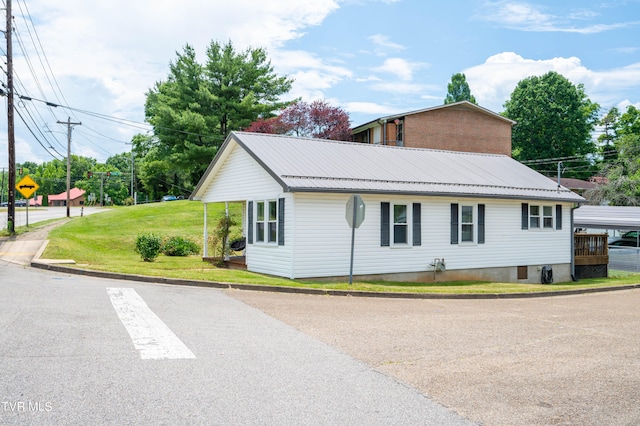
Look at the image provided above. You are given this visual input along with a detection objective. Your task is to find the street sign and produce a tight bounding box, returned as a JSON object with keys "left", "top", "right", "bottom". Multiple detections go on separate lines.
{"left": 346, "top": 194, "right": 366, "bottom": 228}
{"left": 346, "top": 194, "right": 366, "bottom": 285}
{"left": 15, "top": 175, "right": 39, "bottom": 199}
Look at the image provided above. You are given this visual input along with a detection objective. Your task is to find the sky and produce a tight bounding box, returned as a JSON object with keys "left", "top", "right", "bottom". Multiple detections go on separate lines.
{"left": 1, "top": 0, "right": 639, "bottom": 167}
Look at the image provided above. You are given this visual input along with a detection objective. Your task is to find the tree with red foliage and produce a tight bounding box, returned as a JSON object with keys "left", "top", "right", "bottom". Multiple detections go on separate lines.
{"left": 244, "top": 100, "right": 351, "bottom": 141}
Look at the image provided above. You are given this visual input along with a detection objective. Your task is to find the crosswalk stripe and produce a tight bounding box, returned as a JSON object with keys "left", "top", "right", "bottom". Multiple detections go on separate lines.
{"left": 107, "top": 287, "right": 196, "bottom": 360}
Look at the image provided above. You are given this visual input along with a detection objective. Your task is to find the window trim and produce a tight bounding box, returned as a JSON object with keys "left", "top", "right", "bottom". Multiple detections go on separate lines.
{"left": 391, "top": 202, "right": 411, "bottom": 246}
{"left": 381, "top": 201, "right": 421, "bottom": 247}
{"left": 523, "top": 203, "right": 558, "bottom": 232}
{"left": 252, "top": 198, "right": 284, "bottom": 245}
{"left": 451, "top": 203, "right": 485, "bottom": 245}
{"left": 460, "top": 205, "right": 475, "bottom": 243}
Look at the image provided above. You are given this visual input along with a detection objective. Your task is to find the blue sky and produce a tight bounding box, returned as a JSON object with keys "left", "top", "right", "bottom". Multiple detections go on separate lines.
{"left": 1, "top": 0, "right": 639, "bottom": 166}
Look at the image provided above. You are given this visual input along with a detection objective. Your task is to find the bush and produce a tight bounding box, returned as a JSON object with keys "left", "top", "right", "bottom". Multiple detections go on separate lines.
{"left": 135, "top": 233, "right": 163, "bottom": 262}
{"left": 162, "top": 236, "right": 199, "bottom": 257}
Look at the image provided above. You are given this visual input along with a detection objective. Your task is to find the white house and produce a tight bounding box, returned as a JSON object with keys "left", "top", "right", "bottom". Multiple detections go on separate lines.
{"left": 190, "top": 132, "right": 585, "bottom": 284}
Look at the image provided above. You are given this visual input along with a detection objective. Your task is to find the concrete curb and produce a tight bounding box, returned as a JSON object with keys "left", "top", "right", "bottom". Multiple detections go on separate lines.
{"left": 29, "top": 240, "right": 640, "bottom": 299}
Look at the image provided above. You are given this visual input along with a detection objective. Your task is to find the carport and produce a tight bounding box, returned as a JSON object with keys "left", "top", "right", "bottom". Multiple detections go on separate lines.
{"left": 574, "top": 205, "right": 640, "bottom": 272}
{"left": 574, "top": 205, "right": 640, "bottom": 231}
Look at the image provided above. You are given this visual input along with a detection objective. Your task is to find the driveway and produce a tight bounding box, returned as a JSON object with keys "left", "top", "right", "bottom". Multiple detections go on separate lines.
{"left": 227, "top": 288, "right": 640, "bottom": 426}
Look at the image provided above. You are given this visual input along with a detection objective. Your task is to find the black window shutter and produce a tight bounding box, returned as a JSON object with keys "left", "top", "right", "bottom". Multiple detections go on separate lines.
{"left": 521, "top": 203, "right": 529, "bottom": 230}
{"left": 247, "top": 201, "right": 254, "bottom": 244}
{"left": 556, "top": 204, "right": 562, "bottom": 230}
{"left": 478, "top": 204, "right": 485, "bottom": 244}
{"left": 412, "top": 203, "right": 421, "bottom": 246}
{"left": 381, "top": 202, "right": 390, "bottom": 247}
{"left": 278, "top": 198, "right": 285, "bottom": 245}
{"left": 450, "top": 203, "right": 459, "bottom": 244}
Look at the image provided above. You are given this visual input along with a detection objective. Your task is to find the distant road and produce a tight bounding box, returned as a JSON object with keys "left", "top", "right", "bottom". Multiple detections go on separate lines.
{"left": 0, "top": 206, "right": 107, "bottom": 230}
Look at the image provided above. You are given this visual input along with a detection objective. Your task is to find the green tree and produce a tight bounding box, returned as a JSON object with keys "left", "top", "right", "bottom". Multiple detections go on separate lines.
{"left": 617, "top": 105, "right": 640, "bottom": 137}
{"left": 586, "top": 105, "right": 640, "bottom": 205}
{"left": 444, "top": 73, "right": 477, "bottom": 105}
{"left": 503, "top": 71, "right": 600, "bottom": 177}
{"left": 145, "top": 40, "right": 293, "bottom": 187}
{"left": 586, "top": 134, "right": 640, "bottom": 205}
{"left": 597, "top": 107, "right": 620, "bottom": 162}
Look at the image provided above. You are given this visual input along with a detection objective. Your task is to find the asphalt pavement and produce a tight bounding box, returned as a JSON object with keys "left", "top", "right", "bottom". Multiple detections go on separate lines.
{"left": 0, "top": 260, "right": 471, "bottom": 425}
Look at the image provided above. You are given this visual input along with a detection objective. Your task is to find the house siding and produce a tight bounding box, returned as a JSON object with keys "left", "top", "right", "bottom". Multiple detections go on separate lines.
{"left": 200, "top": 144, "right": 283, "bottom": 203}
{"left": 289, "top": 194, "right": 572, "bottom": 280}
{"left": 245, "top": 194, "right": 294, "bottom": 277}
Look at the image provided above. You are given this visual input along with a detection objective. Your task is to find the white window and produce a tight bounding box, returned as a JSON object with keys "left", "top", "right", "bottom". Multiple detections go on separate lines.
{"left": 256, "top": 201, "right": 265, "bottom": 242}
{"left": 461, "top": 205, "right": 474, "bottom": 242}
{"left": 268, "top": 200, "right": 277, "bottom": 242}
{"left": 529, "top": 205, "right": 540, "bottom": 229}
{"left": 543, "top": 206, "right": 553, "bottom": 228}
{"left": 393, "top": 204, "right": 408, "bottom": 244}
{"left": 255, "top": 200, "right": 278, "bottom": 243}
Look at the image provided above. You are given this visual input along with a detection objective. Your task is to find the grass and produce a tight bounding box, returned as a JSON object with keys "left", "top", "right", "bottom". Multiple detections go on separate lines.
{"left": 39, "top": 200, "right": 640, "bottom": 294}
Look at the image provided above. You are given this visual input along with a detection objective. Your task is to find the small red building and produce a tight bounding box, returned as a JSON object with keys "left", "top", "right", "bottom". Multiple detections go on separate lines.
{"left": 48, "top": 188, "right": 86, "bottom": 207}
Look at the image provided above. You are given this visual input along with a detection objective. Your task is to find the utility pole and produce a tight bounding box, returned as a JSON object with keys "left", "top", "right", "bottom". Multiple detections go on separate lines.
{"left": 5, "top": 0, "right": 16, "bottom": 233}
{"left": 57, "top": 117, "right": 81, "bottom": 217}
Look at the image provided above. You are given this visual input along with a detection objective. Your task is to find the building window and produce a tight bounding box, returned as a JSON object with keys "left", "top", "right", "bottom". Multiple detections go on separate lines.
{"left": 268, "top": 200, "right": 277, "bottom": 242}
{"left": 381, "top": 202, "right": 421, "bottom": 247}
{"left": 256, "top": 201, "right": 266, "bottom": 242}
{"left": 523, "top": 203, "right": 557, "bottom": 231}
{"left": 395, "top": 120, "right": 404, "bottom": 147}
{"left": 461, "top": 205, "right": 474, "bottom": 242}
{"left": 451, "top": 203, "right": 485, "bottom": 245}
{"left": 543, "top": 206, "right": 553, "bottom": 228}
{"left": 256, "top": 200, "right": 276, "bottom": 243}
{"left": 393, "top": 204, "right": 408, "bottom": 244}
{"left": 252, "top": 199, "right": 285, "bottom": 245}
{"left": 529, "top": 205, "right": 540, "bottom": 229}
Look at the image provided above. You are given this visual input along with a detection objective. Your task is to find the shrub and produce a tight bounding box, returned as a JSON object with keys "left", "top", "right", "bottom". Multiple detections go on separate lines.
{"left": 209, "top": 214, "right": 238, "bottom": 260}
{"left": 162, "top": 236, "right": 199, "bottom": 257}
{"left": 135, "top": 233, "right": 163, "bottom": 262}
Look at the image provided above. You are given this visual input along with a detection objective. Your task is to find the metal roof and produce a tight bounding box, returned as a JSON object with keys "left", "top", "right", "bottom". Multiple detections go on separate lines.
{"left": 574, "top": 206, "right": 640, "bottom": 230}
{"left": 192, "top": 132, "right": 585, "bottom": 203}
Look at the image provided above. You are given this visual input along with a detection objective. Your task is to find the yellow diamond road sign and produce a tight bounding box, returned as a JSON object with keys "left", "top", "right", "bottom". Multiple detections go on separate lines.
{"left": 16, "top": 175, "right": 39, "bottom": 199}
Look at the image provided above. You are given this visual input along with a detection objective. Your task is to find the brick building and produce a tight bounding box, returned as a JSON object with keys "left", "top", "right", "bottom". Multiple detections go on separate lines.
{"left": 351, "top": 101, "right": 515, "bottom": 156}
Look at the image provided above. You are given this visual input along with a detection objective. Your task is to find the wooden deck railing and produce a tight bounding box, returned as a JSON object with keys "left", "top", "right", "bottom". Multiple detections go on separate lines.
{"left": 574, "top": 233, "right": 609, "bottom": 266}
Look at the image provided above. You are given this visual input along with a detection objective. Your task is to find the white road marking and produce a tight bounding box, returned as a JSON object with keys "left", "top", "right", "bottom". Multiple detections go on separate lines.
{"left": 107, "top": 287, "right": 196, "bottom": 360}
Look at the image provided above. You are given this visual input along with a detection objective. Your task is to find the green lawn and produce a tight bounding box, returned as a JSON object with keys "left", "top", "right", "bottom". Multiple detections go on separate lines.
{"left": 40, "top": 200, "right": 640, "bottom": 294}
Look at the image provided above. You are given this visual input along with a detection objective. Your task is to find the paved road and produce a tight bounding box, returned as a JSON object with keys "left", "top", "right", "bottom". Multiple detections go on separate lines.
{"left": 229, "top": 287, "right": 640, "bottom": 426}
{"left": 0, "top": 206, "right": 105, "bottom": 230}
{"left": 0, "top": 262, "right": 471, "bottom": 425}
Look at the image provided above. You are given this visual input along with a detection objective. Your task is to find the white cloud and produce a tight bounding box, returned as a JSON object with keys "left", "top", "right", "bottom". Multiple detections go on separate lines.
{"left": 343, "top": 101, "right": 402, "bottom": 117}
{"left": 4, "top": 0, "right": 342, "bottom": 165}
{"left": 372, "top": 58, "right": 428, "bottom": 81}
{"left": 464, "top": 52, "right": 640, "bottom": 113}
{"left": 368, "top": 34, "right": 406, "bottom": 55}
{"left": 476, "top": 1, "right": 640, "bottom": 34}
{"left": 272, "top": 50, "right": 353, "bottom": 101}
